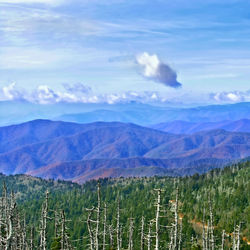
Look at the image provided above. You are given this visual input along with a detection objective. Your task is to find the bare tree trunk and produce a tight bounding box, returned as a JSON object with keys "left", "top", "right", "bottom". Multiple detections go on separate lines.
{"left": 173, "top": 188, "right": 179, "bottom": 249}
{"left": 140, "top": 216, "right": 145, "bottom": 250}
{"left": 116, "top": 199, "right": 121, "bottom": 250}
{"left": 169, "top": 226, "right": 173, "bottom": 250}
{"left": 95, "top": 182, "right": 101, "bottom": 250}
{"left": 206, "top": 220, "right": 209, "bottom": 250}
{"left": 30, "top": 227, "right": 34, "bottom": 250}
{"left": 221, "top": 230, "right": 225, "bottom": 250}
{"left": 209, "top": 198, "right": 215, "bottom": 250}
{"left": 119, "top": 225, "right": 123, "bottom": 249}
{"left": 87, "top": 208, "right": 95, "bottom": 250}
{"left": 5, "top": 189, "right": 16, "bottom": 250}
{"left": 109, "top": 225, "right": 114, "bottom": 249}
{"left": 178, "top": 218, "right": 182, "bottom": 250}
{"left": 61, "top": 210, "right": 66, "bottom": 250}
{"left": 128, "top": 218, "right": 134, "bottom": 250}
{"left": 39, "top": 190, "right": 49, "bottom": 250}
{"left": 202, "top": 208, "right": 206, "bottom": 250}
{"left": 147, "top": 221, "right": 152, "bottom": 250}
{"left": 236, "top": 224, "right": 241, "bottom": 250}
{"left": 103, "top": 203, "right": 107, "bottom": 250}
{"left": 155, "top": 189, "right": 161, "bottom": 250}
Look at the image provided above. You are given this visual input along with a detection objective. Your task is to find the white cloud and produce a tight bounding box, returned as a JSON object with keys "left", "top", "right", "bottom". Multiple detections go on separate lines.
{"left": 136, "top": 52, "right": 182, "bottom": 88}
{"left": 210, "top": 90, "right": 250, "bottom": 103}
{"left": 33, "top": 85, "right": 59, "bottom": 104}
{"left": 2, "top": 82, "right": 25, "bottom": 100}
{"left": 0, "top": 83, "right": 171, "bottom": 104}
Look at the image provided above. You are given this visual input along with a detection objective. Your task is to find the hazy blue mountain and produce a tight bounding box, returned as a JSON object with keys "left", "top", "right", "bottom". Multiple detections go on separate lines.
{"left": 151, "top": 119, "right": 250, "bottom": 134}
{"left": 1, "top": 101, "right": 250, "bottom": 126}
{"left": 0, "top": 120, "right": 249, "bottom": 182}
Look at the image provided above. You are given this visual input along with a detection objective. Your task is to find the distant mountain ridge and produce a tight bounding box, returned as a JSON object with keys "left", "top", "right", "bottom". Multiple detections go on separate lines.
{"left": 56, "top": 102, "right": 250, "bottom": 125}
{"left": 0, "top": 119, "right": 250, "bottom": 182}
{"left": 151, "top": 119, "right": 250, "bottom": 134}
{"left": 1, "top": 101, "right": 250, "bottom": 126}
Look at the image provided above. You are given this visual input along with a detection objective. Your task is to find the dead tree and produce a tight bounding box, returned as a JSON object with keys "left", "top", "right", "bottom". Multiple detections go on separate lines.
{"left": 29, "top": 227, "right": 35, "bottom": 250}
{"left": 155, "top": 189, "right": 161, "bottom": 250}
{"left": 206, "top": 220, "right": 210, "bottom": 250}
{"left": 140, "top": 216, "right": 145, "bottom": 250}
{"left": 0, "top": 183, "right": 16, "bottom": 250}
{"left": 209, "top": 197, "right": 215, "bottom": 250}
{"left": 236, "top": 224, "right": 241, "bottom": 250}
{"left": 108, "top": 225, "right": 114, "bottom": 249}
{"left": 119, "top": 225, "right": 123, "bottom": 249}
{"left": 128, "top": 218, "right": 134, "bottom": 250}
{"left": 60, "top": 210, "right": 72, "bottom": 250}
{"left": 95, "top": 182, "right": 101, "bottom": 250}
{"left": 87, "top": 207, "right": 95, "bottom": 250}
{"left": 102, "top": 203, "right": 107, "bottom": 250}
{"left": 54, "top": 210, "right": 60, "bottom": 239}
{"left": 202, "top": 208, "right": 206, "bottom": 250}
{"left": 39, "top": 190, "right": 49, "bottom": 250}
{"left": 169, "top": 226, "right": 174, "bottom": 250}
{"left": 178, "top": 216, "right": 182, "bottom": 250}
{"left": 147, "top": 220, "right": 153, "bottom": 250}
{"left": 116, "top": 198, "right": 121, "bottom": 250}
{"left": 221, "top": 230, "right": 225, "bottom": 250}
{"left": 173, "top": 188, "right": 179, "bottom": 249}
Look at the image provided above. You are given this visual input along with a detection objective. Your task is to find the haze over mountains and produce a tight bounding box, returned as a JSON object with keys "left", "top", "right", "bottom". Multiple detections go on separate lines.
{"left": 1, "top": 101, "right": 250, "bottom": 126}
{"left": 0, "top": 119, "right": 249, "bottom": 183}
{"left": 151, "top": 119, "right": 250, "bottom": 134}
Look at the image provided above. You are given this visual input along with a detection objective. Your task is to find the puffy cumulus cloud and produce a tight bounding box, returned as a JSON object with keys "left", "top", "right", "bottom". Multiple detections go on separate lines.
{"left": 2, "top": 82, "right": 25, "bottom": 101}
{"left": 32, "top": 85, "right": 59, "bottom": 104}
{"left": 0, "top": 83, "right": 169, "bottom": 104}
{"left": 0, "top": 83, "right": 90, "bottom": 104}
{"left": 136, "top": 52, "right": 182, "bottom": 88}
{"left": 210, "top": 90, "right": 250, "bottom": 103}
{"left": 31, "top": 84, "right": 94, "bottom": 104}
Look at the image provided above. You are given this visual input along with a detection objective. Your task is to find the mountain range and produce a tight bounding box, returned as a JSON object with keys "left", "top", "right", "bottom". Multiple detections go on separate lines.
{"left": 0, "top": 119, "right": 250, "bottom": 183}
{"left": 151, "top": 119, "right": 250, "bottom": 134}
{"left": 1, "top": 101, "right": 250, "bottom": 126}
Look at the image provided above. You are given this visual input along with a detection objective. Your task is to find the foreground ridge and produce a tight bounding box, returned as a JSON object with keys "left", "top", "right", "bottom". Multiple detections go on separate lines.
{"left": 0, "top": 161, "right": 249, "bottom": 249}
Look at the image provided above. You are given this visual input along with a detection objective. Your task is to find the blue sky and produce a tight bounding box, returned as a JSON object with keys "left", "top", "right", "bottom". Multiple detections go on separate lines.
{"left": 0, "top": 0, "right": 250, "bottom": 104}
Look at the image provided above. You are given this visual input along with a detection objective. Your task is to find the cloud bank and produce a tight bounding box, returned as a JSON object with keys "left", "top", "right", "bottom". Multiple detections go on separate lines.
{"left": 210, "top": 90, "right": 250, "bottom": 103}
{"left": 136, "top": 52, "right": 182, "bottom": 88}
{"left": 0, "top": 83, "right": 167, "bottom": 104}
{"left": 1, "top": 83, "right": 249, "bottom": 105}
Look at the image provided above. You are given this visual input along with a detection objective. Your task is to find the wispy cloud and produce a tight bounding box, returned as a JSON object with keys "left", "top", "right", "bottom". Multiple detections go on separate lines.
{"left": 0, "top": 0, "right": 64, "bottom": 6}
{"left": 136, "top": 52, "right": 182, "bottom": 88}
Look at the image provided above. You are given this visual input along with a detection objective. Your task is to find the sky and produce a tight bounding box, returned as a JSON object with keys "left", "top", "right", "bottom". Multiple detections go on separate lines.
{"left": 0, "top": 0, "right": 250, "bottom": 105}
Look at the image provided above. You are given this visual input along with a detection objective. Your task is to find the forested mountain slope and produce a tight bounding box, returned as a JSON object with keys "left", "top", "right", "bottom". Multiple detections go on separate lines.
{"left": 1, "top": 120, "right": 250, "bottom": 181}
{"left": 0, "top": 161, "right": 249, "bottom": 249}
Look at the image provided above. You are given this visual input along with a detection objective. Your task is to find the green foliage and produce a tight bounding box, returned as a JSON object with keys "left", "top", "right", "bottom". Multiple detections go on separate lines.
{"left": 0, "top": 161, "right": 249, "bottom": 249}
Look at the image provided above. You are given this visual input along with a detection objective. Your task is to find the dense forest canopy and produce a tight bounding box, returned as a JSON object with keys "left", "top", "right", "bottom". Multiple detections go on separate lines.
{"left": 0, "top": 161, "right": 249, "bottom": 249}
